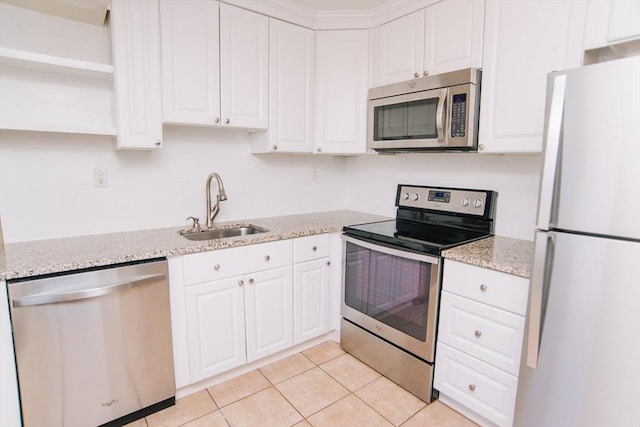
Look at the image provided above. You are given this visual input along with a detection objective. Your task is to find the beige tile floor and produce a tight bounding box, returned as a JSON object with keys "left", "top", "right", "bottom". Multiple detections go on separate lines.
{"left": 128, "top": 341, "right": 477, "bottom": 427}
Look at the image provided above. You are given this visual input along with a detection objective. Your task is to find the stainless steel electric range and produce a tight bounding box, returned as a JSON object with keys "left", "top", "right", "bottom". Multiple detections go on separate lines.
{"left": 340, "top": 184, "right": 497, "bottom": 403}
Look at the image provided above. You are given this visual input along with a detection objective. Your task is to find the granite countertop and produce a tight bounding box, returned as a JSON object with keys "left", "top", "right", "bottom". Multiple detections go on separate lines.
{"left": 0, "top": 210, "right": 389, "bottom": 281}
{"left": 442, "top": 235, "right": 534, "bottom": 278}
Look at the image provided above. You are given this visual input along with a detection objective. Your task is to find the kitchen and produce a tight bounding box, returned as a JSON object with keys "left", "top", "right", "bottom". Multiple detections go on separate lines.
{"left": 0, "top": 0, "right": 638, "bottom": 426}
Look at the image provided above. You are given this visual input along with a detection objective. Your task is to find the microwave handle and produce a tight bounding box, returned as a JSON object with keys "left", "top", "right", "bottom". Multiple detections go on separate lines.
{"left": 436, "top": 88, "right": 448, "bottom": 143}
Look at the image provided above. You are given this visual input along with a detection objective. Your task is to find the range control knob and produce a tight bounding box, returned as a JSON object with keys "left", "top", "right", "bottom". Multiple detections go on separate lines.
{"left": 474, "top": 199, "right": 483, "bottom": 208}
{"left": 461, "top": 197, "right": 470, "bottom": 207}
{"left": 412, "top": 193, "right": 419, "bottom": 201}
{"left": 403, "top": 192, "right": 410, "bottom": 200}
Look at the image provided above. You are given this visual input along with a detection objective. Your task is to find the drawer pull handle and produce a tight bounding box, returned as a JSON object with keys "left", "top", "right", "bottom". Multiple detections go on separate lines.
{"left": 468, "top": 384, "right": 476, "bottom": 392}
{"left": 264, "top": 255, "right": 270, "bottom": 261}
{"left": 248, "top": 278, "right": 254, "bottom": 285}
{"left": 214, "top": 264, "right": 220, "bottom": 271}
{"left": 474, "top": 330, "right": 482, "bottom": 338}
{"left": 238, "top": 280, "right": 244, "bottom": 287}
{"left": 480, "top": 284, "right": 488, "bottom": 291}
{"left": 312, "top": 246, "right": 317, "bottom": 251}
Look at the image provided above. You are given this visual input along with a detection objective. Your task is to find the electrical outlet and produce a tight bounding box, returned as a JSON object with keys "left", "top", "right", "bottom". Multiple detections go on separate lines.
{"left": 94, "top": 168, "right": 108, "bottom": 188}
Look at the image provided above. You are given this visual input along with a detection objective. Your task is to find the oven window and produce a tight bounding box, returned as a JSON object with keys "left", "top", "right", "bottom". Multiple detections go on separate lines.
{"left": 344, "top": 242, "right": 432, "bottom": 341}
{"left": 373, "top": 98, "right": 438, "bottom": 141}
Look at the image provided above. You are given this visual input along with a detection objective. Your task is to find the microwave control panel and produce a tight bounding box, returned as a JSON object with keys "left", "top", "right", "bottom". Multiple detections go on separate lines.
{"left": 450, "top": 93, "right": 467, "bottom": 138}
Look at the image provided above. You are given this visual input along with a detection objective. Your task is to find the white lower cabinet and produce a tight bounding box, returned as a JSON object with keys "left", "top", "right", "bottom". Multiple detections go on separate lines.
{"left": 435, "top": 260, "right": 529, "bottom": 427}
{"left": 182, "top": 240, "right": 293, "bottom": 383}
{"left": 244, "top": 266, "right": 293, "bottom": 362}
{"left": 293, "top": 234, "right": 331, "bottom": 343}
{"left": 185, "top": 276, "right": 246, "bottom": 382}
{"left": 175, "top": 235, "right": 335, "bottom": 387}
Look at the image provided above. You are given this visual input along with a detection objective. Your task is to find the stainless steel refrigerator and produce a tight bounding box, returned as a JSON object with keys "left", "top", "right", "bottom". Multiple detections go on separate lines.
{"left": 514, "top": 56, "right": 640, "bottom": 426}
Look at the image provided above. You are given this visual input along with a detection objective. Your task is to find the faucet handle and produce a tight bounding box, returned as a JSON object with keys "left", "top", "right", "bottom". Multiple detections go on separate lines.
{"left": 186, "top": 216, "right": 201, "bottom": 231}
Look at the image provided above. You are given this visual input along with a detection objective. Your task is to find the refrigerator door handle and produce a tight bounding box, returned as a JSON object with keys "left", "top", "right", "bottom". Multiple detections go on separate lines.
{"left": 536, "top": 73, "right": 567, "bottom": 231}
{"left": 526, "top": 230, "right": 555, "bottom": 369}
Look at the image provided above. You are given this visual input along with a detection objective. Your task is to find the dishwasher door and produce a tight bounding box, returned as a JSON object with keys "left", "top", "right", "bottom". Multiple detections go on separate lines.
{"left": 8, "top": 259, "right": 175, "bottom": 427}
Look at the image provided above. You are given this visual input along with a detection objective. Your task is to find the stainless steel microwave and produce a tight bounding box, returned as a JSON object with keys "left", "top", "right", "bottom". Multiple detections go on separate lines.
{"left": 368, "top": 68, "right": 481, "bottom": 152}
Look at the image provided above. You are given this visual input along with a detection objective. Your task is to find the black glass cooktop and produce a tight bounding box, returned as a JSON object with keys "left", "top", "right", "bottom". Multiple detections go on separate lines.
{"left": 343, "top": 219, "right": 490, "bottom": 256}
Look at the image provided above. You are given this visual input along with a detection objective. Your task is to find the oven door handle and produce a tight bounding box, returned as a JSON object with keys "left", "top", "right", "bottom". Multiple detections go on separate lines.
{"left": 342, "top": 235, "right": 440, "bottom": 265}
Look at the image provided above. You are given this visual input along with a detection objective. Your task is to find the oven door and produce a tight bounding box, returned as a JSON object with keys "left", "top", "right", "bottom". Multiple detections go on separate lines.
{"left": 341, "top": 235, "right": 441, "bottom": 362}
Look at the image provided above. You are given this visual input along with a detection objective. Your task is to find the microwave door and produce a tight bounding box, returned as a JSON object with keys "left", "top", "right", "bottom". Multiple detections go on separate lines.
{"left": 368, "top": 88, "right": 448, "bottom": 150}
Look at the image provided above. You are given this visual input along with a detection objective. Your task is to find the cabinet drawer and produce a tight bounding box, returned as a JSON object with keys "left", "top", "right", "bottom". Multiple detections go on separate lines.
{"left": 434, "top": 343, "right": 517, "bottom": 427}
{"left": 293, "top": 234, "right": 330, "bottom": 263}
{"left": 183, "top": 240, "right": 293, "bottom": 285}
{"left": 443, "top": 260, "right": 529, "bottom": 315}
{"left": 439, "top": 292, "right": 525, "bottom": 375}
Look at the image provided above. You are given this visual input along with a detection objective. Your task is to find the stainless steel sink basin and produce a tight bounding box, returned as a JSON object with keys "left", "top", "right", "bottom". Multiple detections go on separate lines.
{"left": 179, "top": 225, "right": 267, "bottom": 241}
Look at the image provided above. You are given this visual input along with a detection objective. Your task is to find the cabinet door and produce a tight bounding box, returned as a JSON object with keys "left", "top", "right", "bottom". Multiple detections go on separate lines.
{"left": 423, "top": 0, "right": 484, "bottom": 76}
{"left": 111, "top": 0, "right": 163, "bottom": 149}
{"left": 478, "top": 0, "right": 586, "bottom": 153}
{"left": 185, "top": 277, "right": 246, "bottom": 382}
{"left": 293, "top": 258, "right": 330, "bottom": 344}
{"left": 315, "top": 30, "right": 369, "bottom": 155}
{"left": 219, "top": 4, "right": 268, "bottom": 129}
{"left": 244, "top": 267, "right": 293, "bottom": 362}
{"left": 372, "top": 9, "right": 425, "bottom": 86}
{"left": 251, "top": 19, "right": 314, "bottom": 153}
{"left": 160, "top": 0, "right": 220, "bottom": 126}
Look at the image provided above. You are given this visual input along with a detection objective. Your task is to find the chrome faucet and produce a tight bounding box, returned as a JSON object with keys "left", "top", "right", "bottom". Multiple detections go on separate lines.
{"left": 205, "top": 172, "right": 227, "bottom": 228}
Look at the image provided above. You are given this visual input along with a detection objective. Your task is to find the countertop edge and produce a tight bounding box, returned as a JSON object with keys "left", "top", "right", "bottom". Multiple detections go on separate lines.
{"left": 442, "top": 235, "right": 534, "bottom": 279}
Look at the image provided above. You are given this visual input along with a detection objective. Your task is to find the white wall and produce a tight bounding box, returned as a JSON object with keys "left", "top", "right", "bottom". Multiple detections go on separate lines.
{"left": 344, "top": 153, "right": 542, "bottom": 240}
{"left": 0, "top": 128, "right": 541, "bottom": 242}
{"left": 0, "top": 127, "right": 347, "bottom": 242}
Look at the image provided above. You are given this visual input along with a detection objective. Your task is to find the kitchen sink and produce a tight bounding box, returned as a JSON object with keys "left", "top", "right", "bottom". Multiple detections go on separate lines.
{"left": 179, "top": 225, "right": 267, "bottom": 241}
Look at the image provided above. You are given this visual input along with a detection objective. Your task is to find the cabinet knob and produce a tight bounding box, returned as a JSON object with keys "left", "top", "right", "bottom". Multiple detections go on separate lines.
{"left": 312, "top": 246, "right": 317, "bottom": 251}
{"left": 154, "top": 140, "right": 161, "bottom": 146}
{"left": 272, "top": 145, "right": 278, "bottom": 151}
{"left": 238, "top": 280, "right": 244, "bottom": 287}
{"left": 317, "top": 147, "right": 322, "bottom": 152}
{"left": 480, "top": 284, "right": 488, "bottom": 292}
{"left": 474, "top": 330, "right": 482, "bottom": 338}
{"left": 326, "top": 261, "right": 331, "bottom": 266}
{"left": 478, "top": 144, "right": 485, "bottom": 151}
{"left": 248, "top": 278, "right": 254, "bottom": 285}
{"left": 225, "top": 118, "right": 230, "bottom": 124}
{"left": 413, "top": 72, "right": 419, "bottom": 78}
{"left": 468, "top": 384, "right": 476, "bottom": 392}
{"left": 423, "top": 70, "right": 429, "bottom": 77}
{"left": 214, "top": 117, "right": 220, "bottom": 124}
{"left": 214, "top": 264, "right": 220, "bottom": 271}
{"left": 264, "top": 255, "right": 270, "bottom": 261}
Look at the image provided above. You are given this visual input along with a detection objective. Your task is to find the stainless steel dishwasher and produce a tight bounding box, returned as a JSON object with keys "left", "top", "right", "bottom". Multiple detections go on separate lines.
{"left": 7, "top": 259, "right": 175, "bottom": 427}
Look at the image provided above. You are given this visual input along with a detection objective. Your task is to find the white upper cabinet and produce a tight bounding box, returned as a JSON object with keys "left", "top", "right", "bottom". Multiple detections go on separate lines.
{"left": 220, "top": 3, "right": 269, "bottom": 130}
{"left": 111, "top": 0, "right": 163, "bottom": 150}
{"left": 251, "top": 19, "right": 314, "bottom": 153}
{"left": 371, "top": 0, "right": 484, "bottom": 87}
{"left": 584, "top": 0, "right": 640, "bottom": 50}
{"left": 423, "top": 0, "right": 484, "bottom": 76}
{"left": 372, "top": 9, "right": 425, "bottom": 86}
{"left": 315, "top": 30, "right": 369, "bottom": 155}
{"left": 478, "top": 0, "right": 586, "bottom": 154}
{"left": 160, "top": 0, "right": 220, "bottom": 126}
{"left": 160, "top": 1, "right": 268, "bottom": 130}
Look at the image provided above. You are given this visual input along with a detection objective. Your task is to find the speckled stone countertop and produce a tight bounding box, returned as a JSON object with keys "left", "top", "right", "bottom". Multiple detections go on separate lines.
{"left": 0, "top": 210, "right": 389, "bottom": 281}
{"left": 442, "top": 235, "right": 534, "bottom": 278}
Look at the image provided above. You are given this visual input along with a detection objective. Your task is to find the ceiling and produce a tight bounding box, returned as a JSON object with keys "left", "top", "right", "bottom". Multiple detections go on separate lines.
{"left": 291, "top": 0, "right": 389, "bottom": 12}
